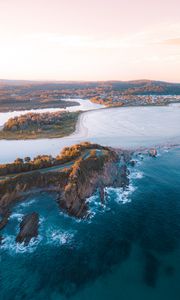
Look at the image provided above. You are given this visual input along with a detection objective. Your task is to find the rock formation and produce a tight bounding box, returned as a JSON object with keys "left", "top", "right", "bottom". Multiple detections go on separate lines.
{"left": 0, "top": 143, "right": 131, "bottom": 231}
{"left": 149, "top": 149, "right": 157, "bottom": 157}
{"left": 58, "top": 148, "right": 130, "bottom": 218}
{"left": 16, "top": 212, "right": 39, "bottom": 245}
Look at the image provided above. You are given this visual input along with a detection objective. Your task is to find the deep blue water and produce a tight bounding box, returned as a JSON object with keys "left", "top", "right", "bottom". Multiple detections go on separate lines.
{"left": 0, "top": 147, "right": 180, "bottom": 300}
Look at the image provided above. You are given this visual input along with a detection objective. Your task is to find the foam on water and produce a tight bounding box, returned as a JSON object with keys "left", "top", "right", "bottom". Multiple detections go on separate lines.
{"left": 1, "top": 234, "right": 42, "bottom": 255}
{"left": 130, "top": 171, "right": 144, "bottom": 179}
{"left": 87, "top": 193, "right": 107, "bottom": 220}
{"left": 9, "top": 212, "right": 23, "bottom": 221}
{"left": 46, "top": 229, "right": 75, "bottom": 246}
{"left": 1, "top": 148, "right": 180, "bottom": 300}
{"left": 19, "top": 199, "right": 36, "bottom": 208}
{"left": 106, "top": 185, "right": 136, "bottom": 205}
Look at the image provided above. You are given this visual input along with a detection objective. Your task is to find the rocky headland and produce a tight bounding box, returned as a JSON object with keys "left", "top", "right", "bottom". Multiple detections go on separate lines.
{"left": 59, "top": 148, "right": 130, "bottom": 218}
{"left": 0, "top": 142, "right": 132, "bottom": 244}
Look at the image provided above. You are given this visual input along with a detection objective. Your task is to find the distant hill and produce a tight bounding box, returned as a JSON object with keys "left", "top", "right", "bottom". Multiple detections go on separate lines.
{"left": 0, "top": 79, "right": 180, "bottom": 94}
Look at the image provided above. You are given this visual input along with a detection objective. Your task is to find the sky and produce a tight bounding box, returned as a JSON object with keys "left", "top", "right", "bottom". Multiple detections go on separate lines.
{"left": 0, "top": 0, "right": 180, "bottom": 82}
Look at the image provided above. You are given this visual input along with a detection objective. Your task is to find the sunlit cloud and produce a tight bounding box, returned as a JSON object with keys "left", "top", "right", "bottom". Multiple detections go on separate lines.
{"left": 0, "top": 0, "right": 180, "bottom": 82}
{"left": 161, "top": 38, "right": 180, "bottom": 45}
{"left": 24, "top": 22, "right": 180, "bottom": 50}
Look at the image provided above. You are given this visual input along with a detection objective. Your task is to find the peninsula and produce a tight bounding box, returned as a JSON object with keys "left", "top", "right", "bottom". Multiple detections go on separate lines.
{"left": 0, "top": 111, "right": 80, "bottom": 139}
{"left": 0, "top": 142, "right": 131, "bottom": 243}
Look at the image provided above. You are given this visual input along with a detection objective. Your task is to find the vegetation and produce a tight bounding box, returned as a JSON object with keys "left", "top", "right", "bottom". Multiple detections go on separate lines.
{"left": 0, "top": 142, "right": 110, "bottom": 177}
{"left": 0, "top": 80, "right": 180, "bottom": 112}
{"left": 0, "top": 111, "right": 80, "bottom": 139}
{"left": 0, "top": 169, "right": 70, "bottom": 208}
{"left": 0, "top": 142, "right": 118, "bottom": 221}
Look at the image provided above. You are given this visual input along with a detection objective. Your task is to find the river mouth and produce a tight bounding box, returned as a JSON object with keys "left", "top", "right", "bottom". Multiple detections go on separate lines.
{"left": 0, "top": 102, "right": 179, "bottom": 163}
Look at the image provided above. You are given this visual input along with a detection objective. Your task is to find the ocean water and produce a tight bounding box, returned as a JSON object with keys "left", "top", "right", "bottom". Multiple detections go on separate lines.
{"left": 1, "top": 147, "right": 180, "bottom": 299}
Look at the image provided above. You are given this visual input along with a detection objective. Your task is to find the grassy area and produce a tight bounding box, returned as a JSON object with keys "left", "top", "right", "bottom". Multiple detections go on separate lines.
{"left": 0, "top": 112, "right": 80, "bottom": 140}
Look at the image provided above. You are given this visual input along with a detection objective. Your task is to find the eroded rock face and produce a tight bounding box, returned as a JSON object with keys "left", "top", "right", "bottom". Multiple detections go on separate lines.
{"left": 59, "top": 149, "right": 130, "bottom": 218}
{"left": 0, "top": 144, "right": 131, "bottom": 224}
{"left": 0, "top": 210, "right": 10, "bottom": 231}
{"left": 0, "top": 171, "right": 69, "bottom": 218}
{"left": 16, "top": 212, "right": 39, "bottom": 245}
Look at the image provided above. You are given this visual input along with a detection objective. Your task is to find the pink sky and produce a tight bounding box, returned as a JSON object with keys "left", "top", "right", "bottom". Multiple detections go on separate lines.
{"left": 0, "top": 0, "right": 180, "bottom": 82}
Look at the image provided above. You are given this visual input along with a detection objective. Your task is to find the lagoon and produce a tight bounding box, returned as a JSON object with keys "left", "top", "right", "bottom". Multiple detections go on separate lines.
{"left": 0, "top": 102, "right": 179, "bottom": 163}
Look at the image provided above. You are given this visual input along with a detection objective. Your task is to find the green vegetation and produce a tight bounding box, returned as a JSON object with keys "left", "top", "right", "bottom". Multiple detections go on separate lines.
{"left": 0, "top": 111, "right": 80, "bottom": 140}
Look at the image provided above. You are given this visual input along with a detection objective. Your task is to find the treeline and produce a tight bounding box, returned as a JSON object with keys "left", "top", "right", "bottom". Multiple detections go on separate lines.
{"left": 0, "top": 142, "right": 109, "bottom": 176}
{"left": 3, "top": 111, "right": 78, "bottom": 132}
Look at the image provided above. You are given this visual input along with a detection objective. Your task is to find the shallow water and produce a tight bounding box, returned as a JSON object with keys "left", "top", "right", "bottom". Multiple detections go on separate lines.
{"left": 0, "top": 103, "right": 179, "bottom": 163}
{"left": 1, "top": 147, "right": 180, "bottom": 299}
{"left": 0, "top": 98, "right": 103, "bottom": 126}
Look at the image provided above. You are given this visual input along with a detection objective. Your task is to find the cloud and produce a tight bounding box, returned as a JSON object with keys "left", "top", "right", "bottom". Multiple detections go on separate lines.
{"left": 161, "top": 38, "right": 180, "bottom": 45}
{"left": 24, "top": 22, "right": 180, "bottom": 50}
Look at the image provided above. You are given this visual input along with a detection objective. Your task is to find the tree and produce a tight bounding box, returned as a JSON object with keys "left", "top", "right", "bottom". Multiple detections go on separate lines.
{"left": 24, "top": 157, "right": 31, "bottom": 163}
{"left": 14, "top": 158, "right": 24, "bottom": 164}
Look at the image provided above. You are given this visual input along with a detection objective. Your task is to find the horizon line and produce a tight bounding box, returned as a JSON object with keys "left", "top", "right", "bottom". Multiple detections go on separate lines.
{"left": 0, "top": 78, "right": 180, "bottom": 84}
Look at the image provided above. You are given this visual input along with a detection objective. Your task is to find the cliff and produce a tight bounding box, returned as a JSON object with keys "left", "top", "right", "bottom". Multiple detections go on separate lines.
{"left": 59, "top": 148, "right": 129, "bottom": 218}
{"left": 0, "top": 143, "right": 131, "bottom": 238}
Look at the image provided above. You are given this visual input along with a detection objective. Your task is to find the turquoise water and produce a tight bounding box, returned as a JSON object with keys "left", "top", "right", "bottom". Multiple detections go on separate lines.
{"left": 1, "top": 147, "right": 180, "bottom": 299}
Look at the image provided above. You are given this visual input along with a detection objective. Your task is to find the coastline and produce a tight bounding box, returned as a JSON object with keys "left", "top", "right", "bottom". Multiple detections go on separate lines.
{"left": 0, "top": 101, "right": 179, "bottom": 163}
{"left": 0, "top": 101, "right": 179, "bottom": 141}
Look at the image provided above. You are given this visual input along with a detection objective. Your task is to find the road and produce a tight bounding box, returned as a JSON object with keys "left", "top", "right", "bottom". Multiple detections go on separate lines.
{"left": 0, "top": 149, "right": 103, "bottom": 182}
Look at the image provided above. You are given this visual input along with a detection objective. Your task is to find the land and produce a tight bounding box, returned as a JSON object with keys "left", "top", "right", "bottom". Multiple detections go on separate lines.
{"left": 0, "top": 81, "right": 80, "bottom": 112}
{"left": 1, "top": 79, "right": 180, "bottom": 141}
{"left": 0, "top": 142, "right": 132, "bottom": 244}
{"left": 90, "top": 94, "right": 180, "bottom": 107}
{"left": 0, "top": 111, "right": 80, "bottom": 139}
{"left": 0, "top": 79, "right": 180, "bottom": 112}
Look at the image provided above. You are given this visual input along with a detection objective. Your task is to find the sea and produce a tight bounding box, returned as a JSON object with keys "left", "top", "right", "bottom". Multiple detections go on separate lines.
{"left": 0, "top": 147, "right": 180, "bottom": 299}
{"left": 0, "top": 100, "right": 180, "bottom": 299}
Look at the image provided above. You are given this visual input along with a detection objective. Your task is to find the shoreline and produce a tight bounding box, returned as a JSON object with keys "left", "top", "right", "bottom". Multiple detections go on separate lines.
{"left": 0, "top": 101, "right": 179, "bottom": 141}
{"left": 0, "top": 101, "right": 179, "bottom": 163}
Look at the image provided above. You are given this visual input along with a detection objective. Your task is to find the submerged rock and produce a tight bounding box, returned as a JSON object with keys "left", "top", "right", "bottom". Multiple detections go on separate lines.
{"left": 0, "top": 235, "right": 4, "bottom": 246}
{"left": 143, "top": 252, "right": 160, "bottom": 287}
{"left": 99, "top": 185, "right": 105, "bottom": 204}
{"left": 149, "top": 149, "right": 157, "bottom": 157}
{"left": 16, "top": 212, "right": 39, "bottom": 246}
{"left": 0, "top": 210, "right": 10, "bottom": 231}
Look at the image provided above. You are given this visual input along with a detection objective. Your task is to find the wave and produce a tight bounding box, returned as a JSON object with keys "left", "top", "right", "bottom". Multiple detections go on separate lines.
{"left": 106, "top": 185, "right": 136, "bottom": 205}
{"left": 46, "top": 228, "right": 75, "bottom": 246}
{"left": 130, "top": 171, "right": 144, "bottom": 179}
{"left": 1, "top": 234, "right": 42, "bottom": 255}
{"left": 1, "top": 226, "right": 75, "bottom": 254}
{"left": 9, "top": 212, "right": 23, "bottom": 221}
{"left": 19, "top": 199, "right": 36, "bottom": 208}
